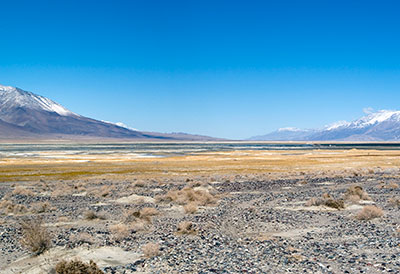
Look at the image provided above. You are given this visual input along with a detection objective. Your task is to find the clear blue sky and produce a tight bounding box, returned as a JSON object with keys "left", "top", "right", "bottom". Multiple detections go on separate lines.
{"left": 1, "top": 0, "right": 400, "bottom": 139}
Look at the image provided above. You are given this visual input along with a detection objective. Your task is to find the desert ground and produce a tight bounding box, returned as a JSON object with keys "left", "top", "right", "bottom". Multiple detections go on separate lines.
{"left": 0, "top": 149, "right": 399, "bottom": 273}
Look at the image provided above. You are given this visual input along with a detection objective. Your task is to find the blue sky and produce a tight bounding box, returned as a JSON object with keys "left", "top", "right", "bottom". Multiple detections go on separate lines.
{"left": 1, "top": 0, "right": 400, "bottom": 139}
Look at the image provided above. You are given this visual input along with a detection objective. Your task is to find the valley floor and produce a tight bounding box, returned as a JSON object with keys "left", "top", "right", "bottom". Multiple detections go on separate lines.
{"left": 0, "top": 150, "right": 399, "bottom": 273}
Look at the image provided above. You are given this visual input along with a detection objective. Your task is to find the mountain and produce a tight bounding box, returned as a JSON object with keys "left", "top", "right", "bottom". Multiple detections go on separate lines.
{"left": 0, "top": 84, "right": 218, "bottom": 141}
{"left": 248, "top": 127, "right": 317, "bottom": 141}
{"left": 249, "top": 110, "right": 400, "bottom": 141}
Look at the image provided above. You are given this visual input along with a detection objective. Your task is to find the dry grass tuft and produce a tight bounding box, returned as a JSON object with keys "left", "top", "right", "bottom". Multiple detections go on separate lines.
{"left": 20, "top": 218, "right": 51, "bottom": 255}
{"left": 183, "top": 202, "right": 198, "bottom": 214}
{"left": 142, "top": 242, "right": 160, "bottom": 258}
{"left": 387, "top": 182, "right": 399, "bottom": 189}
{"left": 344, "top": 185, "right": 371, "bottom": 201}
{"left": 124, "top": 207, "right": 158, "bottom": 224}
{"left": 0, "top": 199, "right": 28, "bottom": 215}
{"left": 110, "top": 223, "right": 130, "bottom": 241}
{"left": 388, "top": 197, "right": 400, "bottom": 207}
{"left": 306, "top": 195, "right": 344, "bottom": 210}
{"left": 55, "top": 259, "right": 104, "bottom": 274}
{"left": 356, "top": 205, "right": 384, "bottom": 220}
{"left": 84, "top": 210, "right": 105, "bottom": 221}
{"left": 98, "top": 185, "right": 112, "bottom": 197}
{"left": 69, "top": 232, "right": 95, "bottom": 247}
{"left": 134, "top": 181, "right": 146, "bottom": 187}
{"left": 31, "top": 201, "right": 53, "bottom": 214}
{"left": 177, "top": 221, "right": 197, "bottom": 235}
{"left": 139, "top": 207, "right": 159, "bottom": 218}
{"left": 58, "top": 216, "right": 70, "bottom": 222}
{"left": 156, "top": 186, "right": 217, "bottom": 206}
{"left": 12, "top": 186, "right": 34, "bottom": 196}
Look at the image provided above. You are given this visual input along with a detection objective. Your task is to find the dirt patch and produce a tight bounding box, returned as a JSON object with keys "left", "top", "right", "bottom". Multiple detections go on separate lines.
{"left": 2, "top": 246, "right": 141, "bottom": 274}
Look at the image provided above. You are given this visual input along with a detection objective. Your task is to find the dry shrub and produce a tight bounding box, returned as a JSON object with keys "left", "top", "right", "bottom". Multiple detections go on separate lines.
{"left": 84, "top": 210, "right": 105, "bottom": 220}
{"left": 344, "top": 186, "right": 371, "bottom": 201}
{"left": 31, "top": 201, "right": 53, "bottom": 214}
{"left": 0, "top": 200, "right": 28, "bottom": 215}
{"left": 69, "top": 232, "right": 95, "bottom": 247}
{"left": 184, "top": 202, "right": 198, "bottom": 214}
{"left": 124, "top": 207, "right": 158, "bottom": 224}
{"left": 130, "top": 220, "right": 147, "bottom": 232}
{"left": 140, "top": 207, "right": 159, "bottom": 218}
{"left": 388, "top": 197, "right": 400, "bottom": 207}
{"left": 356, "top": 205, "right": 384, "bottom": 221}
{"left": 58, "top": 216, "right": 70, "bottom": 222}
{"left": 12, "top": 186, "right": 34, "bottom": 196}
{"left": 51, "top": 183, "right": 75, "bottom": 197}
{"left": 177, "top": 221, "right": 196, "bottom": 235}
{"left": 123, "top": 209, "right": 141, "bottom": 223}
{"left": 387, "top": 182, "right": 399, "bottom": 189}
{"left": 98, "top": 185, "right": 112, "bottom": 197}
{"left": 134, "top": 181, "right": 146, "bottom": 187}
{"left": 110, "top": 223, "right": 130, "bottom": 240}
{"left": 142, "top": 242, "right": 160, "bottom": 258}
{"left": 305, "top": 195, "right": 344, "bottom": 210}
{"left": 55, "top": 259, "right": 104, "bottom": 274}
{"left": 187, "top": 181, "right": 203, "bottom": 188}
{"left": 156, "top": 187, "right": 217, "bottom": 206}
{"left": 324, "top": 199, "right": 345, "bottom": 209}
{"left": 322, "top": 193, "right": 331, "bottom": 199}
{"left": 346, "top": 194, "right": 362, "bottom": 204}
{"left": 20, "top": 218, "right": 51, "bottom": 255}
{"left": 122, "top": 210, "right": 150, "bottom": 232}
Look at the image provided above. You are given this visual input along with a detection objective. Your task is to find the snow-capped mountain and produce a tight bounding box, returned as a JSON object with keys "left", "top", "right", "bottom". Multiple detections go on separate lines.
{"left": 0, "top": 85, "right": 75, "bottom": 117}
{"left": 249, "top": 110, "right": 400, "bottom": 141}
{"left": 0, "top": 84, "right": 218, "bottom": 140}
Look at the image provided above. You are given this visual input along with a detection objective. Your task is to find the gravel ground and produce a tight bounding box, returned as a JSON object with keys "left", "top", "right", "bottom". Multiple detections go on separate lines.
{"left": 0, "top": 170, "right": 399, "bottom": 273}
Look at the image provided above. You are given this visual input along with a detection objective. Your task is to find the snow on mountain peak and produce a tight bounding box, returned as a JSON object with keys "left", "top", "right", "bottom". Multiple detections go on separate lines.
{"left": 325, "top": 120, "right": 350, "bottom": 130}
{"left": 360, "top": 110, "right": 400, "bottom": 125}
{"left": 0, "top": 84, "right": 76, "bottom": 116}
{"left": 0, "top": 84, "right": 16, "bottom": 92}
{"left": 324, "top": 110, "right": 400, "bottom": 131}
{"left": 278, "top": 127, "right": 301, "bottom": 132}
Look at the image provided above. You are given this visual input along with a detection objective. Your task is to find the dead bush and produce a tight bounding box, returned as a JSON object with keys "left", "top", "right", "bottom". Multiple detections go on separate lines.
{"left": 305, "top": 195, "right": 344, "bottom": 210}
{"left": 139, "top": 207, "right": 159, "bottom": 218}
{"left": 124, "top": 207, "right": 158, "bottom": 224}
{"left": 387, "top": 182, "right": 399, "bottom": 189}
{"left": 134, "top": 181, "right": 146, "bottom": 187}
{"left": 31, "top": 201, "right": 53, "bottom": 214}
{"left": 356, "top": 205, "right": 384, "bottom": 221}
{"left": 69, "top": 232, "right": 95, "bottom": 247}
{"left": 20, "top": 218, "right": 51, "bottom": 255}
{"left": 98, "top": 185, "right": 112, "bottom": 197}
{"left": 183, "top": 202, "right": 198, "bottom": 214}
{"left": 156, "top": 187, "right": 217, "bottom": 206}
{"left": 110, "top": 223, "right": 130, "bottom": 241}
{"left": 142, "top": 242, "right": 160, "bottom": 258}
{"left": 12, "top": 186, "right": 34, "bottom": 196}
{"left": 84, "top": 210, "right": 105, "bottom": 221}
{"left": 177, "top": 221, "right": 196, "bottom": 235}
{"left": 55, "top": 259, "right": 104, "bottom": 274}
{"left": 324, "top": 199, "right": 345, "bottom": 209}
{"left": 344, "top": 186, "right": 371, "bottom": 201}
{"left": 388, "top": 197, "right": 400, "bottom": 207}
{"left": 0, "top": 200, "right": 28, "bottom": 215}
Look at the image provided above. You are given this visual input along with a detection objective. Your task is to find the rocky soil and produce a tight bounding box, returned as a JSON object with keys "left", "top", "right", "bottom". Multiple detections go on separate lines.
{"left": 0, "top": 169, "right": 399, "bottom": 273}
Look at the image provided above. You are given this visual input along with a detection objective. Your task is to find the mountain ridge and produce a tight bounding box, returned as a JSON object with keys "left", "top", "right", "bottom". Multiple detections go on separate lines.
{"left": 249, "top": 110, "right": 400, "bottom": 141}
{"left": 0, "top": 84, "right": 219, "bottom": 141}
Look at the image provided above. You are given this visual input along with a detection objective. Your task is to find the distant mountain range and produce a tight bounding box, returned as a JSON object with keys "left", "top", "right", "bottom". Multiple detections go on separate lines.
{"left": 0, "top": 84, "right": 218, "bottom": 141}
{"left": 249, "top": 110, "right": 400, "bottom": 141}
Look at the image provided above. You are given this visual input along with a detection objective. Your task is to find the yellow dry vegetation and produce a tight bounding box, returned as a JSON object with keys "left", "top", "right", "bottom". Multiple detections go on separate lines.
{"left": 1, "top": 149, "right": 400, "bottom": 182}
